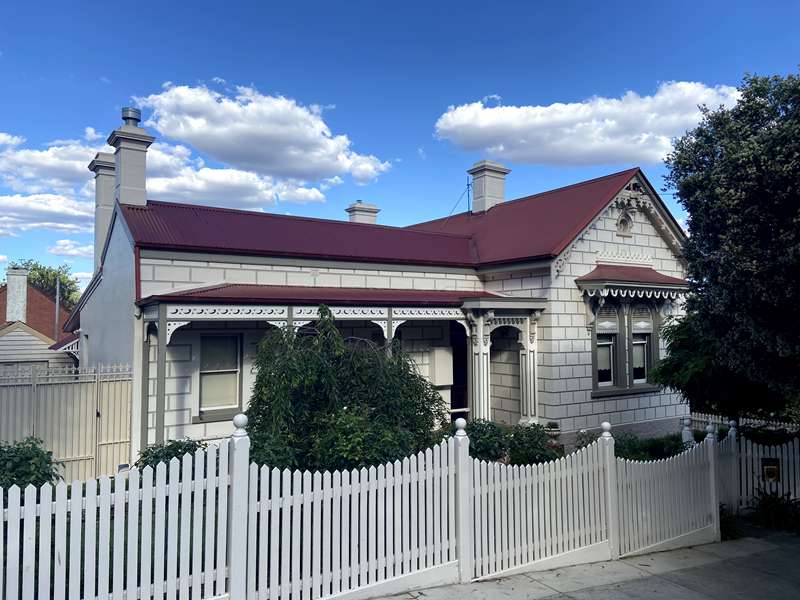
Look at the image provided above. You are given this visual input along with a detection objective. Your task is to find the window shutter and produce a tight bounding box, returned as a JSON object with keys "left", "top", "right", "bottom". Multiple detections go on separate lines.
{"left": 631, "top": 306, "right": 653, "bottom": 333}
{"left": 596, "top": 306, "right": 619, "bottom": 334}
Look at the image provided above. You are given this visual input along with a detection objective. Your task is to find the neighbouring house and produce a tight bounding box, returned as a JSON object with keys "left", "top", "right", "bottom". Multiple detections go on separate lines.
{"left": 0, "top": 268, "right": 76, "bottom": 374}
{"left": 68, "top": 107, "right": 689, "bottom": 457}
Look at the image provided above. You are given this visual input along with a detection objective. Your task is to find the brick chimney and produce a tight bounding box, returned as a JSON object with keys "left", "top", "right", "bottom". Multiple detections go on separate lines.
{"left": 468, "top": 160, "right": 511, "bottom": 213}
{"left": 5, "top": 268, "right": 28, "bottom": 323}
{"left": 106, "top": 107, "right": 155, "bottom": 207}
{"left": 345, "top": 200, "right": 380, "bottom": 224}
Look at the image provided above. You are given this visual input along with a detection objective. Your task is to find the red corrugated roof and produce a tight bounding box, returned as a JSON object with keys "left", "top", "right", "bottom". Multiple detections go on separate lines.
{"left": 119, "top": 168, "right": 650, "bottom": 268}
{"left": 575, "top": 265, "right": 687, "bottom": 286}
{"left": 139, "top": 284, "right": 498, "bottom": 306}
{"left": 409, "top": 168, "right": 641, "bottom": 265}
{"left": 121, "top": 201, "right": 477, "bottom": 267}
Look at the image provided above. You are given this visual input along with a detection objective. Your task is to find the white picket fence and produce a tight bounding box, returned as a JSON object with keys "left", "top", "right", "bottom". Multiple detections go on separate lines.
{"left": 0, "top": 440, "right": 230, "bottom": 600}
{"left": 716, "top": 425, "right": 800, "bottom": 511}
{"left": 2, "top": 417, "right": 726, "bottom": 600}
{"left": 617, "top": 439, "right": 718, "bottom": 556}
{"left": 471, "top": 441, "right": 610, "bottom": 579}
{"left": 0, "top": 365, "right": 132, "bottom": 479}
{"left": 691, "top": 411, "right": 799, "bottom": 432}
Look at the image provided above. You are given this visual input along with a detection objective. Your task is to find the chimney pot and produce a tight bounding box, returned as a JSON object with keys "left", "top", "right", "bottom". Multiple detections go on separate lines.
{"left": 4, "top": 269, "right": 29, "bottom": 323}
{"left": 345, "top": 200, "right": 381, "bottom": 224}
{"left": 468, "top": 160, "right": 511, "bottom": 213}
{"left": 121, "top": 107, "right": 142, "bottom": 127}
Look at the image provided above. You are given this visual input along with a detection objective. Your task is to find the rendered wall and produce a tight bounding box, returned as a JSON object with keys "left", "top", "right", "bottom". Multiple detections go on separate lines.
{"left": 79, "top": 220, "right": 136, "bottom": 367}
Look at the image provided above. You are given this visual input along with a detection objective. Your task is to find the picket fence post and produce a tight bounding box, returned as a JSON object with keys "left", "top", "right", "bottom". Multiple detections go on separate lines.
{"left": 728, "top": 420, "right": 740, "bottom": 512}
{"left": 453, "top": 417, "right": 474, "bottom": 583}
{"left": 228, "top": 413, "right": 251, "bottom": 598}
{"left": 681, "top": 417, "right": 695, "bottom": 448}
{"left": 599, "top": 422, "right": 620, "bottom": 559}
{"left": 705, "top": 424, "right": 721, "bottom": 541}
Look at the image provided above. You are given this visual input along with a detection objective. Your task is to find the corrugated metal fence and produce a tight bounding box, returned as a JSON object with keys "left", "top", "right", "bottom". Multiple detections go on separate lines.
{"left": 0, "top": 365, "right": 132, "bottom": 480}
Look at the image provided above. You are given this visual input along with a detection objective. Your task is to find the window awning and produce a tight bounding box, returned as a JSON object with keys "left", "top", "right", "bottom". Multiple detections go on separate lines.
{"left": 575, "top": 265, "right": 688, "bottom": 300}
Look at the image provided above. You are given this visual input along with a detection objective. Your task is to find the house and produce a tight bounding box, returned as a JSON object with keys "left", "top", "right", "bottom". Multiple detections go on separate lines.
{"left": 68, "top": 108, "right": 689, "bottom": 457}
{"left": 0, "top": 268, "right": 76, "bottom": 374}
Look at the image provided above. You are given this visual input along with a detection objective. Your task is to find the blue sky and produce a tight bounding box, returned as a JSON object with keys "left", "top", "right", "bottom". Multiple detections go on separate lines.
{"left": 1, "top": 0, "right": 798, "bottom": 284}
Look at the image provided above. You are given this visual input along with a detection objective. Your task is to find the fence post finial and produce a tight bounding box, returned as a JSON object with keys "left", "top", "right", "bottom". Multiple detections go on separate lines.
{"left": 727, "top": 420, "right": 737, "bottom": 442}
{"left": 682, "top": 417, "right": 694, "bottom": 447}
{"left": 601, "top": 421, "right": 612, "bottom": 438}
{"left": 454, "top": 417, "right": 467, "bottom": 437}
{"left": 705, "top": 422, "right": 715, "bottom": 441}
{"left": 232, "top": 413, "right": 248, "bottom": 438}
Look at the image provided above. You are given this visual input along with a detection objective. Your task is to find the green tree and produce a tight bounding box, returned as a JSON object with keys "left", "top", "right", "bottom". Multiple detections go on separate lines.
{"left": 656, "top": 72, "right": 800, "bottom": 415}
{"left": 246, "top": 306, "right": 449, "bottom": 471}
{"left": 7, "top": 259, "right": 81, "bottom": 311}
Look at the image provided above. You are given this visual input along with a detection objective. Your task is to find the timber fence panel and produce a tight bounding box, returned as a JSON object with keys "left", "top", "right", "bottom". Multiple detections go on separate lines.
{"left": 616, "top": 438, "right": 718, "bottom": 557}
{"left": 0, "top": 365, "right": 132, "bottom": 480}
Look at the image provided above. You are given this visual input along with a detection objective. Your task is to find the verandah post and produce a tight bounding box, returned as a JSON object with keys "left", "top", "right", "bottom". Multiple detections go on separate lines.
{"left": 600, "top": 421, "right": 620, "bottom": 559}
{"left": 706, "top": 424, "right": 721, "bottom": 541}
{"left": 453, "top": 417, "right": 474, "bottom": 583}
{"left": 228, "top": 413, "right": 251, "bottom": 598}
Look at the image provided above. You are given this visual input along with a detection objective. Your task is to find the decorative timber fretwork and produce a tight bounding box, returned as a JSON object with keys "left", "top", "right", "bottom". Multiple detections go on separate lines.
{"left": 164, "top": 305, "right": 289, "bottom": 320}
{"left": 391, "top": 308, "right": 465, "bottom": 319}
{"left": 294, "top": 306, "right": 388, "bottom": 320}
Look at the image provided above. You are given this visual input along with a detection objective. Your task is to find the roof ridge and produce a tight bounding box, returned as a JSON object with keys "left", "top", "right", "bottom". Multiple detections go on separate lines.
{"left": 410, "top": 167, "right": 640, "bottom": 227}
{"left": 139, "top": 200, "right": 475, "bottom": 241}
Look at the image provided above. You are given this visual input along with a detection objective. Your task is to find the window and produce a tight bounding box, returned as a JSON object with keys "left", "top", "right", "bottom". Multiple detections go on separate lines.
{"left": 632, "top": 334, "right": 649, "bottom": 383}
{"left": 630, "top": 306, "right": 654, "bottom": 385}
{"left": 594, "top": 306, "right": 619, "bottom": 388}
{"left": 199, "top": 335, "right": 240, "bottom": 411}
{"left": 597, "top": 334, "right": 615, "bottom": 386}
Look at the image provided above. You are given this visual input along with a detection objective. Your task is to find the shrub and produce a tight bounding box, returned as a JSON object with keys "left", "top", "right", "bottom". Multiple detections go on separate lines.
{"left": 751, "top": 487, "right": 800, "bottom": 532}
{"left": 638, "top": 433, "right": 686, "bottom": 460}
{"left": 135, "top": 438, "right": 207, "bottom": 470}
{"left": 0, "top": 437, "right": 62, "bottom": 489}
{"left": 507, "top": 423, "right": 562, "bottom": 465}
{"left": 574, "top": 429, "right": 599, "bottom": 449}
{"left": 247, "top": 306, "right": 448, "bottom": 471}
{"left": 611, "top": 432, "right": 650, "bottom": 461}
{"left": 462, "top": 419, "right": 509, "bottom": 462}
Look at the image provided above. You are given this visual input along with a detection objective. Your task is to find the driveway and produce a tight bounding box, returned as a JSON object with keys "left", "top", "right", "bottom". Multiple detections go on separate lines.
{"left": 384, "top": 533, "right": 800, "bottom": 599}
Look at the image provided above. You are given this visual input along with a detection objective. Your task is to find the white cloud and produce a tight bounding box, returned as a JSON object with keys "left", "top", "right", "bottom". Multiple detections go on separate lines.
{"left": 137, "top": 84, "right": 390, "bottom": 183}
{"left": 47, "top": 239, "right": 94, "bottom": 258}
{"left": 0, "top": 255, "right": 6, "bottom": 263}
{"left": 417, "top": 147, "right": 427, "bottom": 160}
{"left": 83, "top": 127, "right": 103, "bottom": 142}
{"left": 0, "top": 132, "right": 24, "bottom": 147}
{"left": 0, "top": 193, "right": 94, "bottom": 234}
{"left": 0, "top": 137, "right": 111, "bottom": 195}
{"left": 435, "top": 81, "right": 741, "bottom": 165}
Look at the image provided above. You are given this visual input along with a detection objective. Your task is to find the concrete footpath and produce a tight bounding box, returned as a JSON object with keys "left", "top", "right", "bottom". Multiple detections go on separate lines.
{"left": 383, "top": 533, "right": 800, "bottom": 599}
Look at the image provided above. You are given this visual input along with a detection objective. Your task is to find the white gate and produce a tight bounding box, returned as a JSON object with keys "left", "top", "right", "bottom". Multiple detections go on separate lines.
{"left": 616, "top": 439, "right": 718, "bottom": 556}
{"left": 0, "top": 365, "right": 132, "bottom": 479}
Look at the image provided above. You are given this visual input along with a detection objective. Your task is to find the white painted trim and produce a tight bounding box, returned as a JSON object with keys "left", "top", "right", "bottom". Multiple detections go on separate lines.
{"left": 327, "top": 562, "right": 459, "bottom": 600}
{"left": 475, "top": 542, "right": 612, "bottom": 580}
{"left": 620, "top": 524, "right": 717, "bottom": 557}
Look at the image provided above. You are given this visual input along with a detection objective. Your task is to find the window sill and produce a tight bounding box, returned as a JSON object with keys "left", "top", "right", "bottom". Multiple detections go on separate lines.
{"left": 192, "top": 407, "right": 241, "bottom": 424}
{"left": 591, "top": 384, "right": 662, "bottom": 399}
